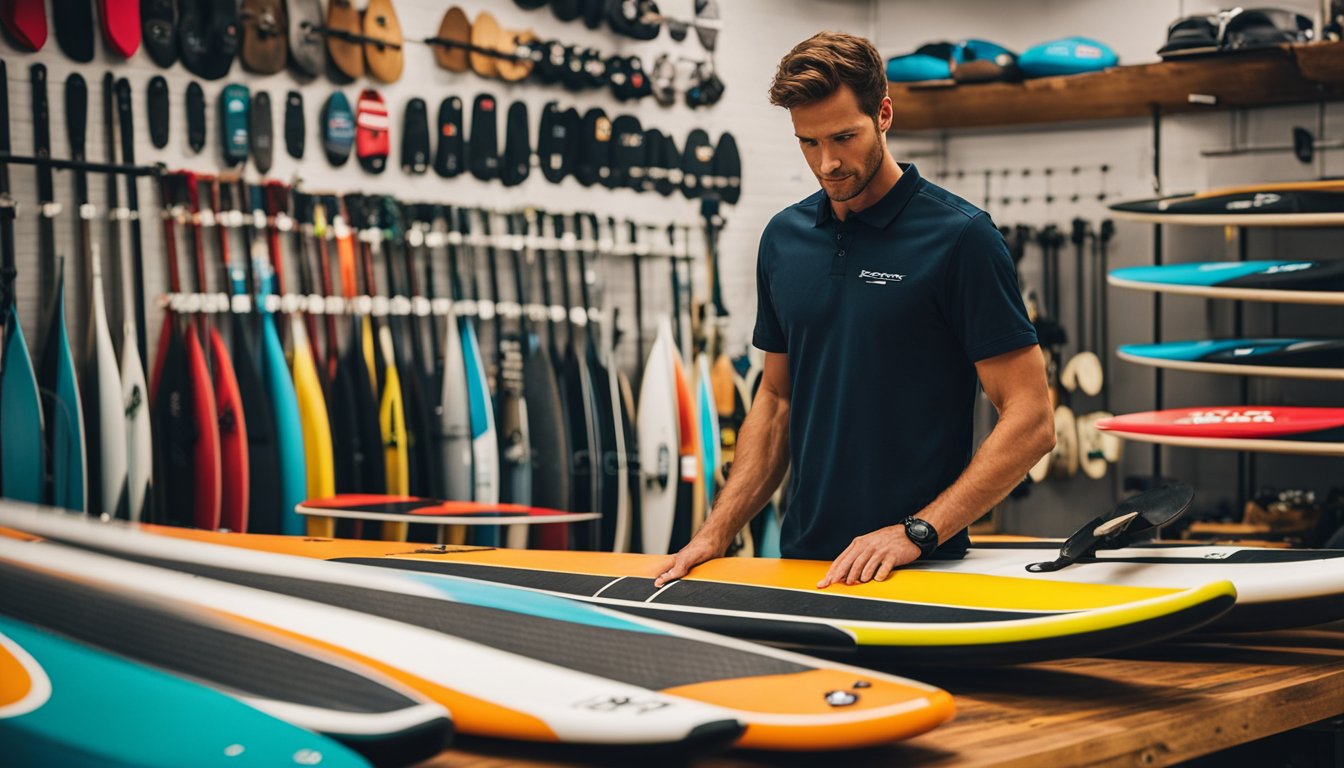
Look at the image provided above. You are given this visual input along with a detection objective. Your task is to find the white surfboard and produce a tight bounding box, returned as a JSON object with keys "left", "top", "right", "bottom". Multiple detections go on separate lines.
{"left": 83, "top": 245, "right": 128, "bottom": 521}
{"left": 638, "top": 318, "right": 681, "bottom": 555}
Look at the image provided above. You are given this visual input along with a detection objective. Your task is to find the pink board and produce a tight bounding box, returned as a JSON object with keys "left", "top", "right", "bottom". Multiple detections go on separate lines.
{"left": 1097, "top": 407, "right": 1344, "bottom": 440}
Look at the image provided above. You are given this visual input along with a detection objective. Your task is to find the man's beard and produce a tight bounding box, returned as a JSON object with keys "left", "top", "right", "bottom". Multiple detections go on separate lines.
{"left": 823, "top": 134, "right": 885, "bottom": 203}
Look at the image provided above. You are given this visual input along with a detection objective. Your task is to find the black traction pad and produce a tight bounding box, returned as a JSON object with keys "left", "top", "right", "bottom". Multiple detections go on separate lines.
{"left": 537, "top": 101, "right": 574, "bottom": 184}
{"left": 284, "top": 90, "right": 304, "bottom": 159}
{"left": 400, "top": 97, "right": 429, "bottom": 175}
{"left": 142, "top": 0, "right": 178, "bottom": 66}
{"left": 500, "top": 100, "right": 530, "bottom": 187}
{"left": 609, "top": 114, "right": 645, "bottom": 190}
{"left": 53, "top": 0, "right": 96, "bottom": 62}
{"left": 680, "top": 128, "right": 712, "bottom": 199}
{"left": 467, "top": 93, "right": 499, "bottom": 182}
{"left": 433, "top": 96, "right": 464, "bottom": 178}
{"left": 186, "top": 81, "right": 206, "bottom": 153}
{"left": 573, "top": 107, "right": 610, "bottom": 187}
{"left": 179, "top": 0, "right": 239, "bottom": 80}
{"left": 250, "top": 90, "right": 273, "bottom": 173}
{"left": 712, "top": 131, "right": 740, "bottom": 205}
{"left": 641, "top": 127, "right": 663, "bottom": 194}
{"left": 147, "top": 75, "right": 171, "bottom": 149}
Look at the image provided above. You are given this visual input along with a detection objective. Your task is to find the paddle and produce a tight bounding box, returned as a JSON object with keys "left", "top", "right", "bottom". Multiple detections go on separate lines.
{"left": 249, "top": 182, "right": 306, "bottom": 534}
{"left": 485, "top": 209, "right": 531, "bottom": 513}
{"left": 455, "top": 207, "right": 499, "bottom": 511}
{"left": 0, "top": 61, "right": 45, "bottom": 504}
{"left": 553, "top": 213, "right": 598, "bottom": 531}
{"left": 576, "top": 214, "right": 623, "bottom": 551}
{"left": 432, "top": 204, "right": 473, "bottom": 505}
{"left": 212, "top": 177, "right": 278, "bottom": 533}
{"left": 515, "top": 210, "right": 569, "bottom": 540}
{"left": 34, "top": 64, "right": 86, "bottom": 512}
{"left": 284, "top": 191, "right": 335, "bottom": 524}
{"left": 1026, "top": 483, "right": 1195, "bottom": 572}
{"left": 150, "top": 172, "right": 220, "bottom": 529}
{"left": 185, "top": 174, "right": 249, "bottom": 532}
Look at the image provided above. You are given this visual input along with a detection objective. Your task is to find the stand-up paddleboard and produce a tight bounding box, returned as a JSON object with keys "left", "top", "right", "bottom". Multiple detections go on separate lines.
{"left": 297, "top": 495, "right": 599, "bottom": 548}
{"left": 136, "top": 522, "right": 1239, "bottom": 667}
{"left": 639, "top": 317, "right": 680, "bottom": 555}
{"left": 670, "top": 351, "right": 698, "bottom": 551}
{"left": 436, "top": 208, "right": 474, "bottom": 503}
{"left": 695, "top": 353, "right": 720, "bottom": 523}
{"left": 34, "top": 66, "right": 87, "bottom": 512}
{"left": 250, "top": 185, "right": 306, "bottom": 534}
{"left": 1108, "top": 260, "right": 1344, "bottom": 304}
{"left": 0, "top": 552, "right": 452, "bottom": 764}
{"left": 1109, "top": 180, "right": 1344, "bottom": 227}
{"left": 0, "top": 62, "right": 45, "bottom": 504}
{"left": 112, "top": 77, "right": 152, "bottom": 523}
{"left": 1118, "top": 338, "right": 1344, "bottom": 380}
{"left": 1096, "top": 406, "right": 1344, "bottom": 456}
{"left": 0, "top": 615, "right": 372, "bottom": 768}
{"left": 11, "top": 510, "right": 957, "bottom": 752}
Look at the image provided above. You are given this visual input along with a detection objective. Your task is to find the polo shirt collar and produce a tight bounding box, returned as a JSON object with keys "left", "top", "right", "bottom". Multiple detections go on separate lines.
{"left": 813, "top": 162, "right": 922, "bottom": 229}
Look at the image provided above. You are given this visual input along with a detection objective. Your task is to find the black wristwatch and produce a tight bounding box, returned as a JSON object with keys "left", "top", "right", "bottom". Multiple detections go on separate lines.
{"left": 900, "top": 517, "right": 939, "bottom": 560}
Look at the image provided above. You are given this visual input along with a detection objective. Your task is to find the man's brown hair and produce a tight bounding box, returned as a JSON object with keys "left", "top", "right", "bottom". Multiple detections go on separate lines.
{"left": 769, "top": 31, "right": 888, "bottom": 117}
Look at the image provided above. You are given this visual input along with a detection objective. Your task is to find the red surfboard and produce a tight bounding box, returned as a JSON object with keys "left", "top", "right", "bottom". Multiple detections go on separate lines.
{"left": 97, "top": 0, "right": 139, "bottom": 57}
{"left": 1097, "top": 407, "right": 1344, "bottom": 456}
{"left": 1, "top": 0, "right": 47, "bottom": 50}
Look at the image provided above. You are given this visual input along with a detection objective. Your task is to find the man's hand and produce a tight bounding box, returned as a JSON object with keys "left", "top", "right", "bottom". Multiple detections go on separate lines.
{"left": 653, "top": 536, "right": 728, "bottom": 588}
{"left": 817, "top": 526, "right": 921, "bottom": 588}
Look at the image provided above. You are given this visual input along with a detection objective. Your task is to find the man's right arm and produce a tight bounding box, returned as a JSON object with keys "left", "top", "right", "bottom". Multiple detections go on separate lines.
{"left": 653, "top": 351, "right": 792, "bottom": 586}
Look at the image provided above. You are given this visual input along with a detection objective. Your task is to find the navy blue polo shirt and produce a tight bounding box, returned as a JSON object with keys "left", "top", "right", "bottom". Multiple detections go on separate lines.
{"left": 753, "top": 163, "right": 1036, "bottom": 560}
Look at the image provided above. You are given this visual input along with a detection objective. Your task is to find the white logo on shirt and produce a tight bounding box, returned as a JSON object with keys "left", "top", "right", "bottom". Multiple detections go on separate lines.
{"left": 859, "top": 269, "right": 905, "bottom": 285}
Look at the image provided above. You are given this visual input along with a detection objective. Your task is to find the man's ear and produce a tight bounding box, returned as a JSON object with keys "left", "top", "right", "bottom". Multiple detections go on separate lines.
{"left": 876, "top": 95, "right": 893, "bottom": 134}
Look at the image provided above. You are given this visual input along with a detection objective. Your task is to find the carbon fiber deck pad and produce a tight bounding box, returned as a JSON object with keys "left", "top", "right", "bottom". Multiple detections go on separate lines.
{"left": 340, "top": 558, "right": 1057, "bottom": 623}
{"left": 80, "top": 548, "right": 812, "bottom": 690}
{"left": 0, "top": 560, "right": 417, "bottom": 712}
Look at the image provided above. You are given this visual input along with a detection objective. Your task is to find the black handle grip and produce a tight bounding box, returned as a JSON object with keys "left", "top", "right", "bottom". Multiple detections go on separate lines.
{"left": 64, "top": 73, "right": 88, "bottom": 160}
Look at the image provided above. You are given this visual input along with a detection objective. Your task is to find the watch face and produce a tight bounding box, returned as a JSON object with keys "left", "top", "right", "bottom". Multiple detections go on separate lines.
{"left": 907, "top": 519, "right": 934, "bottom": 542}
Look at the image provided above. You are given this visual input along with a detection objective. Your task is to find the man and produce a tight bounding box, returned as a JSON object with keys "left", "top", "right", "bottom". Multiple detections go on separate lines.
{"left": 655, "top": 31, "right": 1054, "bottom": 589}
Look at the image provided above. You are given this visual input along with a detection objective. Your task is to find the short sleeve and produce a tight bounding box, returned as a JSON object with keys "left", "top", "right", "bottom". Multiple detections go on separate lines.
{"left": 944, "top": 213, "right": 1037, "bottom": 362}
{"left": 752, "top": 231, "right": 786, "bottom": 353}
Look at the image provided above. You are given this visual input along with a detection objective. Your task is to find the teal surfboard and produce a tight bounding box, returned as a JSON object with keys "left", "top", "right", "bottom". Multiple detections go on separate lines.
{"left": 1119, "top": 338, "right": 1344, "bottom": 381}
{"left": 1108, "top": 260, "right": 1344, "bottom": 304}
{"left": 0, "top": 615, "right": 369, "bottom": 768}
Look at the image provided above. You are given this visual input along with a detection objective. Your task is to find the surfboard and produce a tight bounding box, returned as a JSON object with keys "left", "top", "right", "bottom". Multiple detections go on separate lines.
{"left": 638, "top": 318, "right": 681, "bottom": 555}
{"left": 132, "top": 522, "right": 1240, "bottom": 667}
{"left": 0, "top": 615, "right": 372, "bottom": 768}
{"left": 10, "top": 509, "right": 957, "bottom": 752}
{"left": 943, "top": 540, "right": 1344, "bottom": 633}
{"left": 695, "top": 353, "right": 720, "bottom": 524}
{"left": 1118, "top": 338, "right": 1344, "bottom": 380}
{"left": 0, "top": 551, "right": 451, "bottom": 764}
{"left": 1108, "top": 260, "right": 1344, "bottom": 304}
{"left": 1096, "top": 406, "right": 1344, "bottom": 456}
{"left": 1109, "top": 181, "right": 1344, "bottom": 226}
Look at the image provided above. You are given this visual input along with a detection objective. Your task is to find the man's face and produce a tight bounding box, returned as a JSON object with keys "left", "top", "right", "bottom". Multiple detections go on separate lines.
{"left": 789, "top": 85, "right": 891, "bottom": 203}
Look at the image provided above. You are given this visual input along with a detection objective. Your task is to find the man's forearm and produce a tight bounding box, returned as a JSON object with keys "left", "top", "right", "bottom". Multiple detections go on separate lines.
{"left": 915, "top": 408, "right": 1055, "bottom": 543}
{"left": 694, "top": 390, "right": 791, "bottom": 548}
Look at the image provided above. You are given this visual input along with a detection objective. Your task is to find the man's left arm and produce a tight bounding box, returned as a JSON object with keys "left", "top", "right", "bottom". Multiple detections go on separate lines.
{"left": 818, "top": 344, "right": 1055, "bottom": 588}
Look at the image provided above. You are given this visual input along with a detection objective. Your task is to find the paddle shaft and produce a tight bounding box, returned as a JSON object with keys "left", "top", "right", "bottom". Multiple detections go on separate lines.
{"left": 114, "top": 78, "right": 148, "bottom": 364}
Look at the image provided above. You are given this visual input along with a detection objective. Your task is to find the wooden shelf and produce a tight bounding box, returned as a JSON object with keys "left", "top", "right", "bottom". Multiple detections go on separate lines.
{"left": 890, "top": 41, "right": 1344, "bottom": 131}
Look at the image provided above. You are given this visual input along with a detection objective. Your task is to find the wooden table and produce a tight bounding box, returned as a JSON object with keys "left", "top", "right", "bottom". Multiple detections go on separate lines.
{"left": 416, "top": 623, "right": 1344, "bottom": 767}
